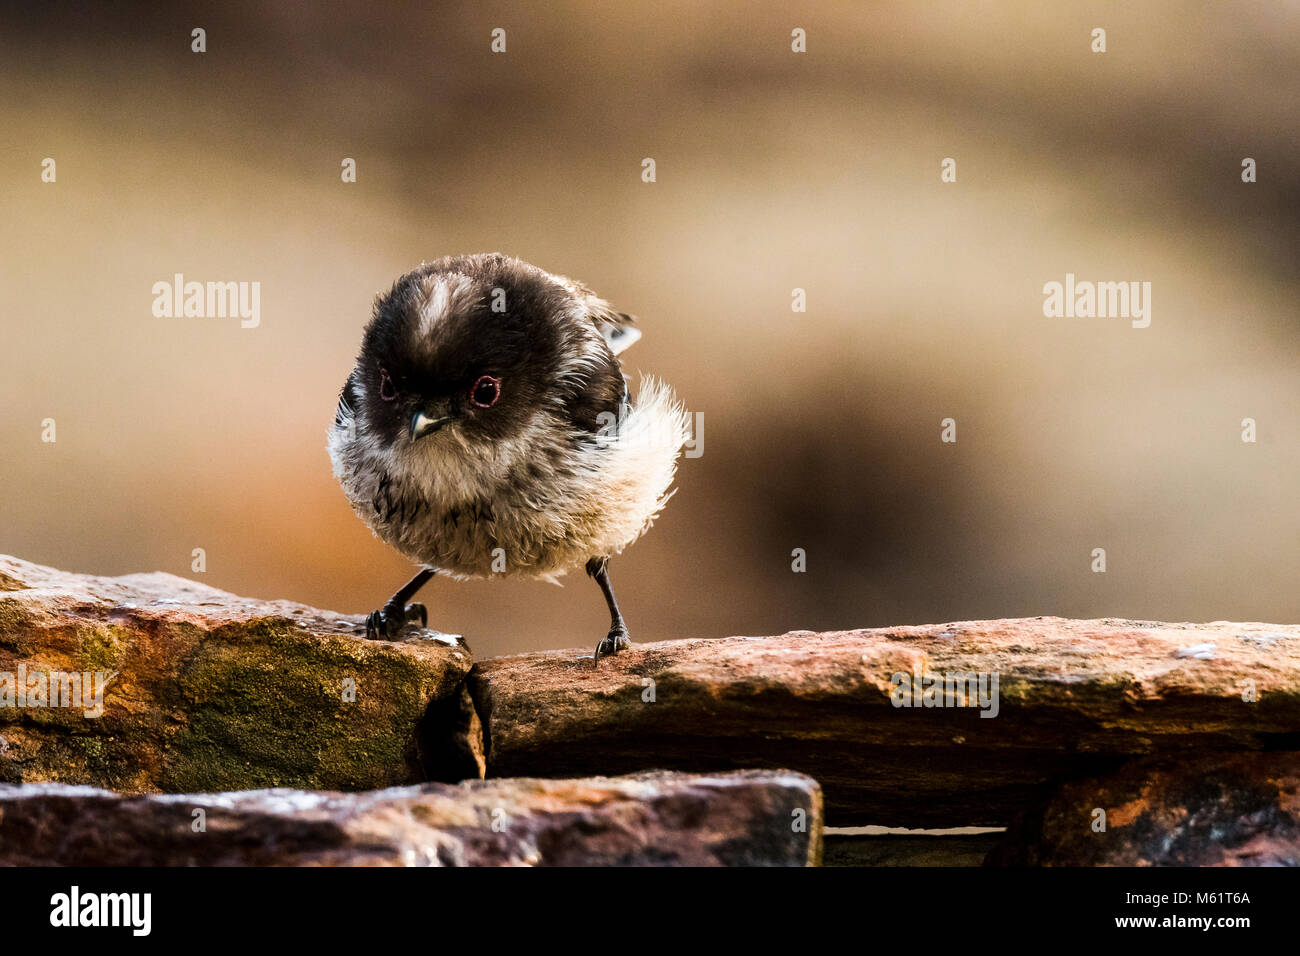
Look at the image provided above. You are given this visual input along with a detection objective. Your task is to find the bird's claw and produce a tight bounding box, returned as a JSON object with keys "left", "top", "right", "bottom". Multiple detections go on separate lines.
{"left": 593, "top": 626, "right": 630, "bottom": 666}
{"left": 364, "top": 602, "right": 429, "bottom": 640}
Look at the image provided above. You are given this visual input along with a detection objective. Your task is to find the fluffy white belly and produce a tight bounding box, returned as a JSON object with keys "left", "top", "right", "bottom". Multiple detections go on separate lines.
{"left": 329, "top": 377, "right": 687, "bottom": 579}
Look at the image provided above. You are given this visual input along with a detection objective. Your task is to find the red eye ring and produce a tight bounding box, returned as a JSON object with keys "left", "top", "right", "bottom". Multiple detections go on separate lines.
{"left": 379, "top": 368, "right": 397, "bottom": 402}
{"left": 470, "top": 375, "right": 501, "bottom": 408}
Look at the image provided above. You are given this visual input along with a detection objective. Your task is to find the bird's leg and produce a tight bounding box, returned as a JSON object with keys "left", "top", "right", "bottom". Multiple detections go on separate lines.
{"left": 365, "top": 568, "right": 436, "bottom": 640}
{"left": 587, "top": 556, "right": 630, "bottom": 665}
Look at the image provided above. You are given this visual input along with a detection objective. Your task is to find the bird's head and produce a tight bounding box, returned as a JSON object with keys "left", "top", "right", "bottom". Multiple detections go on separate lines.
{"left": 353, "top": 255, "right": 601, "bottom": 454}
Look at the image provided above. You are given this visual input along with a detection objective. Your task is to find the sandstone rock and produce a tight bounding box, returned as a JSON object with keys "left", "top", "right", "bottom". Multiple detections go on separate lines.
{"left": 986, "top": 751, "right": 1300, "bottom": 866}
{"left": 0, "top": 555, "right": 476, "bottom": 793}
{"left": 0, "top": 770, "right": 821, "bottom": 866}
{"left": 466, "top": 618, "right": 1300, "bottom": 827}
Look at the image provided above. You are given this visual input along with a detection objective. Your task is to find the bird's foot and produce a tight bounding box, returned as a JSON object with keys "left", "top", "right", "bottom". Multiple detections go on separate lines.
{"left": 593, "top": 625, "right": 631, "bottom": 666}
{"left": 364, "top": 601, "right": 428, "bottom": 640}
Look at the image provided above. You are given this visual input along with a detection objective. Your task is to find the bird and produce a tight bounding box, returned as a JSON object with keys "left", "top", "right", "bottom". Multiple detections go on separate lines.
{"left": 327, "top": 253, "right": 688, "bottom": 663}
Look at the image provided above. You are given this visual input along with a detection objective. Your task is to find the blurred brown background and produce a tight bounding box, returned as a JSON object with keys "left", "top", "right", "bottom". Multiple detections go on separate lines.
{"left": 1, "top": 2, "right": 1296, "bottom": 658}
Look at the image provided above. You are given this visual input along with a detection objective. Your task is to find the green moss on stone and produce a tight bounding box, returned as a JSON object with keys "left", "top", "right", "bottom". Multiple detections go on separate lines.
{"left": 76, "top": 624, "right": 124, "bottom": 673}
{"left": 0, "top": 598, "right": 33, "bottom": 649}
{"left": 161, "top": 617, "right": 444, "bottom": 793}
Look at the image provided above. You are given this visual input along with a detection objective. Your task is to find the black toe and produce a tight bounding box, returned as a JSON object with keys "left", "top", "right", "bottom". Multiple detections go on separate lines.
{"left": 365, "top": 602, "right": 434, "bottom": 641}
{"left": 593, "top": 627, "right": 631, "bottom": 665}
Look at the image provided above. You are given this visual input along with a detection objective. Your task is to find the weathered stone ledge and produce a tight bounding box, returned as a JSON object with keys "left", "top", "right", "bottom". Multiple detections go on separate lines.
{"left": 6, "top": 555, "right": 1297, "bottom": 841}
{"left": 466, "top": 618, "right": 1300, "bottom": 827}
{"left": 0, "top": 770, "right": 821, "bottom": 866}
{"left": 0, "top": 556, "right": 477, "bottom": 793}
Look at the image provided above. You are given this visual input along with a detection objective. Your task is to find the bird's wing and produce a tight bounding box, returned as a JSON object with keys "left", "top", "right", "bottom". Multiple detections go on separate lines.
{"left": 562, "top": 277, "right": 642, "bottom": 355}
{"left": 587, "top": 297, "right": 642, "bottom": 355}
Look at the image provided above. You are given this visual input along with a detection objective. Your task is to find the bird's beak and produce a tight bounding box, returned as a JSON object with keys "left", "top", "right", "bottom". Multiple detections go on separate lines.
{"left": 409, "top": 402, "right": 455, "bottom": 442}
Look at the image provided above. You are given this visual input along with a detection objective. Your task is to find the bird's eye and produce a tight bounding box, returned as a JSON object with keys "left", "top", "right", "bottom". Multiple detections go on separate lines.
{"left": 470, "top": 375, "right": 501, "bottom": 408}
{"left": 379, "top": 368, "right": 397, "bottom": 402}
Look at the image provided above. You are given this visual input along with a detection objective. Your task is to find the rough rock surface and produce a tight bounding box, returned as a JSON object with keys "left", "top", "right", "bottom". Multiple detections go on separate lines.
{"left": 987, "top": 751, "right": 1300, "bottom": 866}
{"left": 0, "top": 770, "right": 821, "bottom": 866}
{"left": 467, "top": 619, "right": 1300, "bottom": 827}
{"left": 0, "top": 555, "right": 476, "bottom": 793}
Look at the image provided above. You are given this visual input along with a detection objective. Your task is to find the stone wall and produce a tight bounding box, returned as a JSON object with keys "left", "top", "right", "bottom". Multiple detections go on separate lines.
{"left": 3, "top": 554, "right": 1296, "bottom": 866}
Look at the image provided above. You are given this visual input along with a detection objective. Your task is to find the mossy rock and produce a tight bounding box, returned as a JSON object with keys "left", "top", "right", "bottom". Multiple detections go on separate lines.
{"left": 0, "top": 556, "right": 475, "bottom": 793}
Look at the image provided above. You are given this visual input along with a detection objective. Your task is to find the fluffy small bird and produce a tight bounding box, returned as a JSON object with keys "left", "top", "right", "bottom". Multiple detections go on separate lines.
{"left": 328, "top": 254, "right": 687, "bottom": 662}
